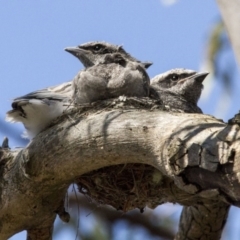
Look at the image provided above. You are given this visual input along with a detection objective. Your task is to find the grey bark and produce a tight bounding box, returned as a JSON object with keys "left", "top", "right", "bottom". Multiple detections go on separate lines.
{"left": 1, "top": 98, "right": 240, "bottom": 239}
{"left": 175, "top": 203, "right": 230, "bottom": 240}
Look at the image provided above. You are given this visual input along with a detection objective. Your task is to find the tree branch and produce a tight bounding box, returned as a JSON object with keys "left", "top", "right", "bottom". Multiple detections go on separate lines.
{"left": 1, "top": 98, "right": 240, "bottom": 239}
{"left": 175, "top": 203, "right": 230, "bottom": 240}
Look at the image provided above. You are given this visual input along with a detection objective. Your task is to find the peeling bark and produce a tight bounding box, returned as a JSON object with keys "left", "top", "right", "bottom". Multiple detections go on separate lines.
{"left": 1, "top": 99, "right": 240, "bottom": 239}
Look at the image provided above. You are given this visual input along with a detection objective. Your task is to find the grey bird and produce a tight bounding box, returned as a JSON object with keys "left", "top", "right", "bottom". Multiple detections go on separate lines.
{"left": 6, "top": 82, "right": 72, "bottom": 139}
{"left": 72, "top": 52, "right": 150, "bottom": 104}
{"left": 150, "top": 68, "right": 208, "bottom": 113}
{"left": 6, "top": 42, "right": 151, "bottom": 139}
{"left": 65, "top": 41, "right": 152, "bottom": 69}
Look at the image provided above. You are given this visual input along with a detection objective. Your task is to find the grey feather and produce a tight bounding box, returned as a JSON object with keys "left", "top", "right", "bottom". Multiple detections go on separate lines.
{"left": 6, "top": 82, "right": 72, "bottom": 139}
{"left": 6, "top": 41, "right": 152, "bottom": 139}
{"left": 72, "top": 53, "right": 150, "bottom": 104}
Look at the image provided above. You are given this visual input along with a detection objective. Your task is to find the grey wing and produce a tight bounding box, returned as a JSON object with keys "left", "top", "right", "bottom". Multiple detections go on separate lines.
{"left": 13, "top": 81, "right": 72, "bottom": 102}
{"left": 72, "top": 69, "right": 109, "bottom": 104}
{"left": 107, "top": 64, "right": 150, "bottom": 97}
{"left": 76, "top": 70, "right": 108, "bottom": 90}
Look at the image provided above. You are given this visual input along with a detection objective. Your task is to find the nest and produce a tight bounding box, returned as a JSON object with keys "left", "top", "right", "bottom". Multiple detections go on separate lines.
{"left": 71, "top": 97, "right": 177, "bottom": 212}
{"left": 76, "top": 163, "right": 166, "bottom": 212}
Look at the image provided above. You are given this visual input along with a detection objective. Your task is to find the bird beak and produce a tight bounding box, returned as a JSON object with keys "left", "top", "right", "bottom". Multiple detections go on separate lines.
{"left": 193, "top": 72, "right": 209, "bottom": 83}
{"left": 178, "top": 72, "right": 209, "bottom": 84}
{"left": 64, "top": 46, "right": 88, "bottom": 57}
{"left": 142, "top": 62, "right": 153, "bottom": 69}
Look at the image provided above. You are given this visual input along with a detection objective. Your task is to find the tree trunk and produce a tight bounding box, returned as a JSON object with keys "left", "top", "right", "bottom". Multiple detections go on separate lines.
{"left": 175, "top": 203, "right": 230, "bottom": 240}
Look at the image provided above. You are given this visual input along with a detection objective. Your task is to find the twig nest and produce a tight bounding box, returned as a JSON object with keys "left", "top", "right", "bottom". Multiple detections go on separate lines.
{"left": 76, "top": 164, "right": 164, "bottom": 212}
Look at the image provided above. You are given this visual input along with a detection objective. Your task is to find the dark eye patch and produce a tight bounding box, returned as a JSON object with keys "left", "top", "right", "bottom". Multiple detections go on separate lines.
{"left": 170, "top": 74, "right": 179, "bottom": 81}
{"left": 181, "top": 74, "right": 188, "bottom": 79}
{"left": 93, "top": 44, "right": 102, "bottom": 51}
{"left": 93, "top": 44, "right": 113, "bottom": 54}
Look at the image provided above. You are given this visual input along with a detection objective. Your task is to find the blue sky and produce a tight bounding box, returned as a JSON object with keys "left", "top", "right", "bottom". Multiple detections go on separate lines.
{"left": 0, "top": 1, "right": 239, "bottom": 239}
{"left": 1, "top": 0, "right": 239, "bottom": 147}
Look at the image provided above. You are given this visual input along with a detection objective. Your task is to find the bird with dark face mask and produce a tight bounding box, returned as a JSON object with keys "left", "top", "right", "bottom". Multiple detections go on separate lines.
{"left": 6, "top": 82, "right": 72, "bottom": 139}
{"left": 6, "top": 42, "right": 151, "bottom": 139}
{"left": 150, "top": 68, "right": 208, "bottom": 113}
{"left": 72, "top": 52, "right": 150, "bottom": 104}
{"left": 65, "top": 41, "right": 152, "bottom": 69}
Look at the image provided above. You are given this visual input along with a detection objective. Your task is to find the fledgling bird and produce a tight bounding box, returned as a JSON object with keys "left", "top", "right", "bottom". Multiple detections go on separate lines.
{"left": 150, "top": 68, "right": 208, "bottom": 113}
{"left": 6, "top": 41, "right": 151, "bottom": 139}
{"left": 72, "top": 52, "right": 150, "bottom": 104}
{"left": 65, "top": 41, "right": 152, "bottom": 69}
{"left": 6, "top": 82, "right": 72, "bottom": 139}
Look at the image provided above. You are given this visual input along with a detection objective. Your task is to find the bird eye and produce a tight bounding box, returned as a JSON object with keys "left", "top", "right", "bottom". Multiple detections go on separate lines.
{"left": 118, "top": 59, "right": 126, "bottom": 66}
{"left": 93, "top": 44, "right": 102, "bottom": 51}
{"left": 171, "top": 74, "right": 179, "bottom": 81}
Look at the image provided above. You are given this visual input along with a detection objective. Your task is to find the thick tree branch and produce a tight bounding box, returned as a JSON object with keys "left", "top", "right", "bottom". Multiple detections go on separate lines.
{"left": 175, "top": 203, "right": 230, "bottom": 240}
{"left": 216, "top": 0, "right": 240, "bottom": 67}
{"left": 1, "top": 98, "right": 240, "bottom": 239}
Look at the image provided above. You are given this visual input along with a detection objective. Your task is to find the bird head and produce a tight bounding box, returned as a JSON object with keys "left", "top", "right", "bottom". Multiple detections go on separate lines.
{"left": 151, "top": 68, "right": 209, "bottom": 104}
{"left": 171, "top": 71, "right": 209, "bottom": 104}
{"left": 65, "top": 41, "right": 152, "bottom": 69}
{"left": 151, "top": 68, "right": 197, "bottom": 88}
